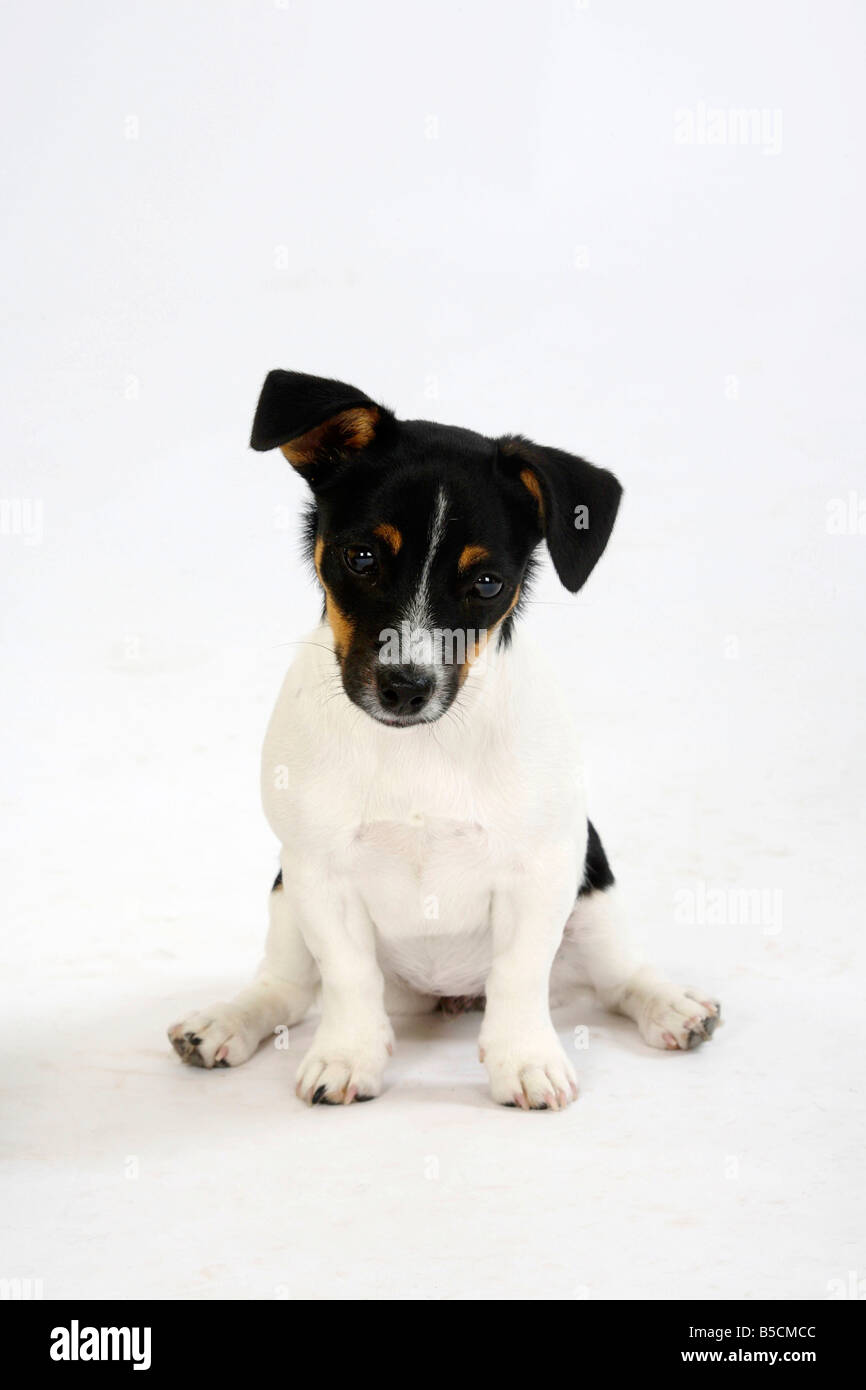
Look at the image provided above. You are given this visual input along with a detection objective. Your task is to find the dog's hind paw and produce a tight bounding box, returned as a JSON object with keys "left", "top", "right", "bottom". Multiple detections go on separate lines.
{"left": 635, "top": 987, "right": 722, "bottom": 1051}
{"left": 167, "top": 1004, "right": 260, "bottom": 1069}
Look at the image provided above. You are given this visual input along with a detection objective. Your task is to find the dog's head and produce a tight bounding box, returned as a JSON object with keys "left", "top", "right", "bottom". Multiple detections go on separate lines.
{"left": 251, "top": 370, "right": 622, "bottom": 727}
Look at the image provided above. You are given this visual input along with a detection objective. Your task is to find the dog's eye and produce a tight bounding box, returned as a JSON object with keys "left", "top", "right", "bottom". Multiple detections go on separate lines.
{"left": 473, "top": 574, "right": 504, "bottom": 599}
{"left": 343, "top": 547, "right": 378, "bottom": 577}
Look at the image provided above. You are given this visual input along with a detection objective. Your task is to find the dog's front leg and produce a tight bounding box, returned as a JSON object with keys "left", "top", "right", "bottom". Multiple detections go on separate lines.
{"left": 290, "top": 857, "right": 393, "bottom": 1106}
{"left": 481, "top": 853, "right": 579, "bottom": 1111}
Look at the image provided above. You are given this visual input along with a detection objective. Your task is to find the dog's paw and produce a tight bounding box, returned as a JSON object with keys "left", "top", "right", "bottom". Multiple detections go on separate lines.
{"left": 295, "top": 1025, "right": 393, "bottom": 1105}
{"left": 481, "top": 1031, "right": 579, "bottom": 1110}
{"left": 635, "top": 987, "right": 722, "bottom": 1051}
{"left": 167, "top": 1003, "right": 260, "bottom": 1069}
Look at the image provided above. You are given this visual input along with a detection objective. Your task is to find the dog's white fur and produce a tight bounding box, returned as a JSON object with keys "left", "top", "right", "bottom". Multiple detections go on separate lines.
{"left": 170, "top": 620, "right": 718, "bottom": 1108}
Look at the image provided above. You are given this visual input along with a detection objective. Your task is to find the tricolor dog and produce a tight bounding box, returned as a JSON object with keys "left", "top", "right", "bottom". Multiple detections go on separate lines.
{"left": 169, "top": 370, "right": 720, "bottom": 1109}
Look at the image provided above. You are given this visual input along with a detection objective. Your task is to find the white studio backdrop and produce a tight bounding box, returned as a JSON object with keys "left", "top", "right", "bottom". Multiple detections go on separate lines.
{"left": 1, "top": 0, "right": 864, "bottom": 1300}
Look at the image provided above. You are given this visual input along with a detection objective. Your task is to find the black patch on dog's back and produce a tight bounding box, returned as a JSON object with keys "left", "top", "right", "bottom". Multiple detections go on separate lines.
{"left": 578, "top": 821, "right": 615, "bottom": 896}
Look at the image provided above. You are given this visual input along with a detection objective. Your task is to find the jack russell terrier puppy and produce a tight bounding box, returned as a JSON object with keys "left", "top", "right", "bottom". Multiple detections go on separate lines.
{"left": 169, "top": 370, "right": 720, "bottom": 1109}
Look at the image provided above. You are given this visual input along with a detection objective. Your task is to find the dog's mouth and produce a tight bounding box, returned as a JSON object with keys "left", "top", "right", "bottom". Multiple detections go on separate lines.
{"left": 364, "top": 706, "right": 444, "bottom": 729}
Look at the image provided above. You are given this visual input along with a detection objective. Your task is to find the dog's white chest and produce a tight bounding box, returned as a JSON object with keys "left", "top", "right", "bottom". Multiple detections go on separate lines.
{"left": 261, "top": 625, "right": 585, "bottom": 996}
{"left": 352, "top": 815, "right": 495, "bottom": 992}
{"left": 290, "top": 811, "right": 489, "bottom": 995}
{"left": 352, "top": 815, "right": 492, "bottom": 930}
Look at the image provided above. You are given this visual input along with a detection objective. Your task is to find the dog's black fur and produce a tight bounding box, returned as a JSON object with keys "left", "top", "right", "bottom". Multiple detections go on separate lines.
{"left": 579, "top": 821, "right": 616, "bottom": 896}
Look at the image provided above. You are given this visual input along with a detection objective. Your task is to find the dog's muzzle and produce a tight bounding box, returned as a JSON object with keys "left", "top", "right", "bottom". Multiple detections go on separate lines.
{"left": 374, "top": 664, "right": 436, "bottom": 722}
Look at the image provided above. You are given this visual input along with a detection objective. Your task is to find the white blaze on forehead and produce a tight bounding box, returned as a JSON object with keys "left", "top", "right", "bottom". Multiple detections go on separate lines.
{"left": 400, "top": 486, "right": 449, "bottom": 663}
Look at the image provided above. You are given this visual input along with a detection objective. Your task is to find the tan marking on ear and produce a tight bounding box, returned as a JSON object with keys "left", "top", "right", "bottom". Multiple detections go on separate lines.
{"left": 457, "top": 585, "right": 521, "bottom": 686}
{"left": 313, "top": 535, "right": 354, "bottom": 659}
{"left": 280, "top": 406, "right": 380, "bottom": 470}
{"left": 340, "top": 405, "right": 379, "bottom": 449}
{"left": 458, "top": 543, "right": 490, "bottom": 573}
{"left": 519, "top": 468, "right": 545, "bottom": 524}
{"left": 374, "top": 523, "right": 402, "bottom": 555}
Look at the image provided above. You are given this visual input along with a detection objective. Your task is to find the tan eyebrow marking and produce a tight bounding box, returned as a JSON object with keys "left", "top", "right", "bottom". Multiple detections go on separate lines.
{"left": 458, "top": 543, "right": 490, "bottom": 573}
{"left": 373, "top": 523, "right": 402, "bottom": 554}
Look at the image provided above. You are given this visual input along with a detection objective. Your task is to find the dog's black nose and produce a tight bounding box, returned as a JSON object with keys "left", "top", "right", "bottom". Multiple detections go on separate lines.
{"left": 377, "top": 667, "right": 434, "bottom": 717}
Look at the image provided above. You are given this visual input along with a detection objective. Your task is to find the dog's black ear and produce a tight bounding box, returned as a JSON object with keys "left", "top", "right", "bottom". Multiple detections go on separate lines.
{"left": 250, "top": 370, "right": 392, "bottom": 483}
{"left": 498, "top": 435, "right": 622, "bottom": 593}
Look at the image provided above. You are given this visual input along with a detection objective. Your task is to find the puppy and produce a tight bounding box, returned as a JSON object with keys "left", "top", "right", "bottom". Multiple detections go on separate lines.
{"left": 169, "top": 370, "right": 720, "bottom": 1109}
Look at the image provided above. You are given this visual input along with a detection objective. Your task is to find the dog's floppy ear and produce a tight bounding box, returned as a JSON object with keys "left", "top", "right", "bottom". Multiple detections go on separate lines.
{"left": 499, "top": 435, "right": 623, "bottom": 593}
{"left": 250, "top": 370, "right": 392, "bottom": 483}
